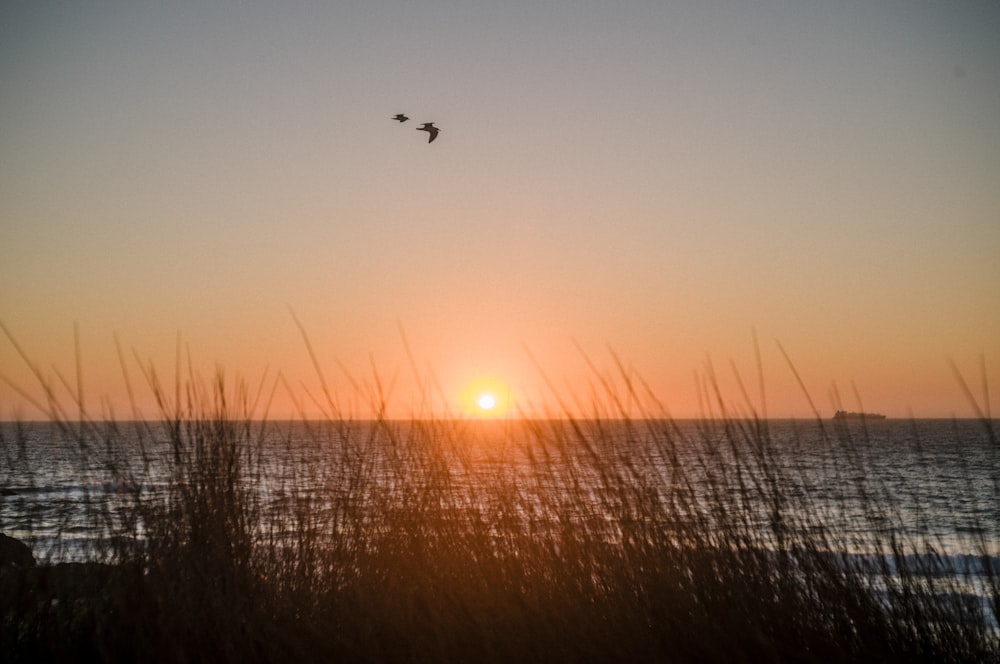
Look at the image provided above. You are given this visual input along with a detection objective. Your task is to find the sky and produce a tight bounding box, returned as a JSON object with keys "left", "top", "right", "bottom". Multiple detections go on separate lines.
{"left": 2, "top": 0, "right": 999, "bottom": 420}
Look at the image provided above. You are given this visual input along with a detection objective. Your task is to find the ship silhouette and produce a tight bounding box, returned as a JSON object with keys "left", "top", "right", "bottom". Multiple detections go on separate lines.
{"left": 833, "top": 410, "right": 886, "bottom": 420}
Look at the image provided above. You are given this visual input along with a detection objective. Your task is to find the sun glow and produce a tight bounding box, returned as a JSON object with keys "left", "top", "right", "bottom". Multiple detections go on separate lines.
{"left": 458, "top": 378, "right": 510, "bottom": 418}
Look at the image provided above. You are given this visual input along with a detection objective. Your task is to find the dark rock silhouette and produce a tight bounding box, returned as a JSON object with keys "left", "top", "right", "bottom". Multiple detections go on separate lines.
{"left": 0, "top": 533, "right": 35, "bottom": 568}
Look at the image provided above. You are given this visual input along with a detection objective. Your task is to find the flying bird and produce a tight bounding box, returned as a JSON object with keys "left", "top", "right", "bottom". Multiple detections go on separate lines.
{"left": 392, "top": 114, "right": 409, "bottom": 122}
{"left": 416, "top": 122, "right": 440, "bottom": 143}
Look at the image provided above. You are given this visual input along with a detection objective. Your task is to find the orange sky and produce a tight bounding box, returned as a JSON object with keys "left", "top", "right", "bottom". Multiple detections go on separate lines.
{"left": 2, "top": 2, "right": 999, "bottom": 420}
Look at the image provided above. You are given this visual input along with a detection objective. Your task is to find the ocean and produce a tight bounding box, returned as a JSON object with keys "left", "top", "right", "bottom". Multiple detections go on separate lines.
{"left": 2, "top": 417, "right": 998, "bottom": 614}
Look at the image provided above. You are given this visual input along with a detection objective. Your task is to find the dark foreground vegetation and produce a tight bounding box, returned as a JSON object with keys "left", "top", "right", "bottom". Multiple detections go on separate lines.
{"left": 1, "top": 360, "right": 998, "bottom": 662}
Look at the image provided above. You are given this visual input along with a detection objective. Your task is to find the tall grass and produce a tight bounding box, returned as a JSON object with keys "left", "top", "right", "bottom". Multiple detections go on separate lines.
{"left": 1, "top": 344, "right": 998, "bottom": 662}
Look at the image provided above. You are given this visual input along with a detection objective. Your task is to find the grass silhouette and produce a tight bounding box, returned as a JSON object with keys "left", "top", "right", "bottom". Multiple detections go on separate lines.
{"left": 1, "top": 330, "right": 997, "bottom": 662}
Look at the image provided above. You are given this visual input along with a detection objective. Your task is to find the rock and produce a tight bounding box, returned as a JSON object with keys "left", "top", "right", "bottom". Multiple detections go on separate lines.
{"left": 0, "top": 532, "right": 36, "bottom": 568}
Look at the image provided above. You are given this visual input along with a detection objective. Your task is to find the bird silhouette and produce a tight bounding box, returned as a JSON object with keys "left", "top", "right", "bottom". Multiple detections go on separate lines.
{"left": 416, "top": 122, "right": 440, "bottom": 143}
{"left": 392, "top": 114, "right": 409, "bottom": 122}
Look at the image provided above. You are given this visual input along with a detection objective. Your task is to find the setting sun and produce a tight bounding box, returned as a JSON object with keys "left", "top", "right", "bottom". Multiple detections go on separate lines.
{"left": 457, "top": 378, "right": 512, "bottom": 418}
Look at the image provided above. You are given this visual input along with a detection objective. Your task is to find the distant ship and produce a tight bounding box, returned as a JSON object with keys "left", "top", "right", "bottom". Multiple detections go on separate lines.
{"left": 833, "top": 410, "right": 886, "bottom": 421}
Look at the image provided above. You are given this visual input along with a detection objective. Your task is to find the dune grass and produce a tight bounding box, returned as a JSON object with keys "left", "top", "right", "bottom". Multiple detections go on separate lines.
{"left": 1, "top": 344, "right": 998, "bottom": 662}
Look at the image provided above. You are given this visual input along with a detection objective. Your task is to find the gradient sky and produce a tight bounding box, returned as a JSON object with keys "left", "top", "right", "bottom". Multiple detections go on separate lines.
{"left": 2, "top": 1, "right": 999, "bottom": 420}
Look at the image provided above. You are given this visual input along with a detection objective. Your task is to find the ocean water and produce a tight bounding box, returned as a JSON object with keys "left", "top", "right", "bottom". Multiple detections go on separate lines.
{"left": 2, "top": 418, "right": 997, "bottom": 604}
